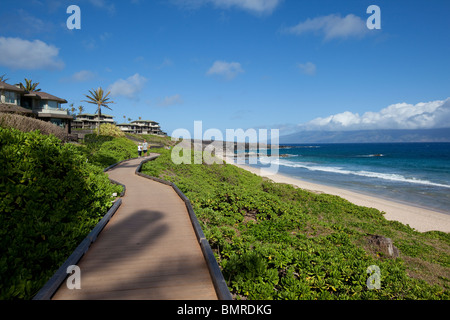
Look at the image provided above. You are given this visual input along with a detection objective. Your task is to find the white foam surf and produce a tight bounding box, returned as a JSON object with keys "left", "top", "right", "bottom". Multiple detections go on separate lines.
{"left": 259, "top": 157, "right": 450, "bottom": 189}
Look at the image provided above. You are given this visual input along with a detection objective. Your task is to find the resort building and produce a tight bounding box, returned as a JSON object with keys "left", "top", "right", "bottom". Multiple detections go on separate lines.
{"left": 72, "top": 113, "right": 115, "bottom": 130}
{"left": 0, "top": 81, "right": 72, "bottom": 133}
{"left": 0, "top": 81, "right": 32, "bottom": 116}
{"left": 1, "top": 80, "right": 166, "bottom": 137}
{"left": 117, "top": 120, "right": 166, "bottom": 136}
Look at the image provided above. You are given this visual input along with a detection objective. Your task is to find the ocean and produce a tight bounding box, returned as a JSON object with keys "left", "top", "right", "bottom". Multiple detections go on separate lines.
{"left": 243, "top": 143, "right": 450, "bottom": 215}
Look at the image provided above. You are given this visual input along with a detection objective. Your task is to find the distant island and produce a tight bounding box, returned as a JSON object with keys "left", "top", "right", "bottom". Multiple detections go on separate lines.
{"left": 279, "top": 127, "right": 450, "bottom": 144}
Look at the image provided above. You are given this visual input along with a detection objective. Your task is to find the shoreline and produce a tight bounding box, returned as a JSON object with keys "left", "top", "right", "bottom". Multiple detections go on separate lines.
{"left": 223, "top": 156, "right": 450, "bottom": 233}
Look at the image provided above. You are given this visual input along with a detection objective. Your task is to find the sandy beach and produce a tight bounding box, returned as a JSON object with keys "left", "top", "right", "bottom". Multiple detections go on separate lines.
{"left": 224, "top": 157, "right": 450, "bottom": 233}
{"left": 190, "top": 139, "right": 450, "bottom": 233}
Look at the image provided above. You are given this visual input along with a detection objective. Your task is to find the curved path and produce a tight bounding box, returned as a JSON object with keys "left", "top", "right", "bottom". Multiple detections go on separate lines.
{"left": 52, "top": 155, "right": 218, "bottom": 300}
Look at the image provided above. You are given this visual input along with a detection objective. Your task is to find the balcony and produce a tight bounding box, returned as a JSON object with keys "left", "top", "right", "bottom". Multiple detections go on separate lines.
{"left": 34, "top": 107, "right": 70, "bottom": 116}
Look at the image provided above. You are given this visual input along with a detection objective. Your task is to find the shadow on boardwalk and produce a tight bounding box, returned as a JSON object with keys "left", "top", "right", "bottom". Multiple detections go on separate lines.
{"left": 51, "top": 157, "right": 218, "bottom": 300}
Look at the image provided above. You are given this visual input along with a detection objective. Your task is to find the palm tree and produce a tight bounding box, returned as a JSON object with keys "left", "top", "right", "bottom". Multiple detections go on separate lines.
{"left": 78, "top": 105, "right": 85, "bottom": 115}
{"left": 20, "top": 78, "right": 41, "bottom": 92}
{"left": 0, "top": 74, "right": 9, "bottom": 82}
{"left": 83, "top": 87, "right": 115, "bottom": 135}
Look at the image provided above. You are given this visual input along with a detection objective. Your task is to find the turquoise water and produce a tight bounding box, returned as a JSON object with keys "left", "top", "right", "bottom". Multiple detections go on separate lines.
{"left": 249, "top": 143, "right": 450, "bottom": 214}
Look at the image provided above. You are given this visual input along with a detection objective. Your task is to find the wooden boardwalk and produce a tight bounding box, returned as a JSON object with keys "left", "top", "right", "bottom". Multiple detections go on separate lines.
{"left": 51, "top": 156, "right": 219, "bottom": 300}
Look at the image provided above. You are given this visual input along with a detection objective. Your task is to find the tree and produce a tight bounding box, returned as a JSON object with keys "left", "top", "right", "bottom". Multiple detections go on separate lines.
{"left": 20, "top": 78, "right": 41, "bottom": 92}
{"left": 0, "top": 74, "right": 9, "bottom": 82}
{"left": 82, "top": 87, "right": 115, "bottom": 135}
{"left": 78, "top": 105, "right": 85, "bottom": 115}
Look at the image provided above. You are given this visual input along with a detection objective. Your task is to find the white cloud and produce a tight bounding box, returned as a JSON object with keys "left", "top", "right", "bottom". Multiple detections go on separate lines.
{"left": 299, "top": 99, "right": 450, "bottom": 131}
{"left": 99, "top": 32, "right": 113, "bottom": 42}
{"left": 65, "top": 70, "right": 96, "bottom": 82}
{"left": 297, "top": 62, "right": 316, "bottom": 75}
{"left": 158, "top": 94, "right": 183, "bottom": 107}
{"left": 211, "top": 0, "right": 281, "bottom": 14}
{"left": 88, "top": 0, "right": 116, "bottom": 15}
{"left": 156, "top": 57, "right": 174, "bottom": 69}
{"left": 285, "top": 14, "right": 368, "bottom": 40}
{"left": 108, "top": 73, "right": 147, "bottom": 99}
{"left": 174, "top": 0, "right": 281, "bottom": 14}
{"left": 206, "top": 60, "right": 244, "bottom": 80}
{"left": 1, "top": 9, "right": 55, "bottom": 37}
{"left": 0, "top": 37, "right": 64, "bottom": 70}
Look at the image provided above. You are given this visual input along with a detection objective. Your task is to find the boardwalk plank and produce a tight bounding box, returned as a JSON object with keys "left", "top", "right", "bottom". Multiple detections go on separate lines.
{"left": 52, "top": 156, "right": 218, "bottom": 300}
{"left": 53, "top": 284, "right": 217, "bottom": 300}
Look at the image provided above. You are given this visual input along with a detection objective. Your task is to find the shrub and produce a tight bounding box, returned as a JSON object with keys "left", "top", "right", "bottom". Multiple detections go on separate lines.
{"left": 0, "top": 127, "right": 122, "bottom": 299}
{"left": 99, "top": 123, "right": 125, "bottom": 137}
{"left": 81, "top": 134, "right": 138, "bottom": 168}
{"left": 0, "top": 113, "right": 68, "bottom": 141}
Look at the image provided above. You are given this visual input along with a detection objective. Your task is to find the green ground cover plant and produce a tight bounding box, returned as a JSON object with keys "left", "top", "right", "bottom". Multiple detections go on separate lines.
{"left": 125, "top": 133, "right": 178, "bottom": 147}
{"left": 0, "top": 128, "right": 122, "bottom": 299}
{"left": 77, "top": 133, "right": 174, "bottom": 168}
{"left": 0, "top": 124, "right": 174, "bottom": 299}
{"left": 141, "top": 149, "right": 450, "bottom": 300}
{"left": 79, "top": 134, "right": 138, "bottom": 168}
{"left": 2, "top": 123, "right": 447, "bottom": 300}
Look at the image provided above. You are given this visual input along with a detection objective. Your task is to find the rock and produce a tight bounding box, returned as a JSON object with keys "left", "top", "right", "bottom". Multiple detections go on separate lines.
{"left": 367, "top": 235, "right": 400, "bottom": 258}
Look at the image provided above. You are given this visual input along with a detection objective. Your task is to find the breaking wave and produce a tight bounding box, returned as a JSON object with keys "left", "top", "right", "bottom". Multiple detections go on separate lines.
{"left": 356, "top": 154, "right": 384, "bottom": 157}
{"left": 259, "top": 157, "right": 450, "bottom": 189}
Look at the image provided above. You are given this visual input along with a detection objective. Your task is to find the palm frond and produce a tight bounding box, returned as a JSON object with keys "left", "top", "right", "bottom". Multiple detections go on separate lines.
{"left": 0, "top": 74, "right": 9, "bottom": 82}
{"left": 20, "top": 78, "right": 41, "bottom": 92}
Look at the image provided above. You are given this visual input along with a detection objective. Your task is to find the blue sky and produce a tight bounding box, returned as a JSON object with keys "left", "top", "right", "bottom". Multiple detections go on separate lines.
{"left": 1, "top": 0, "right": 449, "bottom": 137}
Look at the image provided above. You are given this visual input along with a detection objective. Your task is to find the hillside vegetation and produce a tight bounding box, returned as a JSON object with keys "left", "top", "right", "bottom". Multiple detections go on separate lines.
{"left": 1, "top": 118, "right": 448, "bottom": 300}
{"left": 0, "top": 128, "right": 123, "bottom": 299}
{"left": 0, "top": 121, "right": 174, "bottom": 299}
{"left": 77, "top": 132, "right": 174, "bottom": 168}
{"left": 141, "top": 149, "right": 450, "bottom": 300}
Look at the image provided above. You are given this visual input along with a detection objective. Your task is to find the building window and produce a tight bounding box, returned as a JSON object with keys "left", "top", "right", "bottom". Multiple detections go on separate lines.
{"left": 4, "top": 91, "right": 16, "bottom": 104}
{"left": 50, "top": 118, "right": 64, "bottom": 128}
{"left": 48, "top": 101, "right": 59, "bottom": 109}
